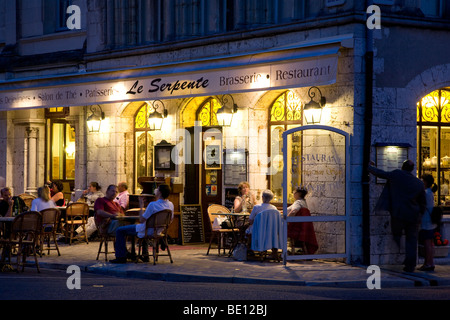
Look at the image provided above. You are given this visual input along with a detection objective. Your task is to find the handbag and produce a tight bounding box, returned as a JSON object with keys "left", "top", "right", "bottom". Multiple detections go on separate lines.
{"left": 212, "top": 217, "right": 226, "bottom": 230}
{"left": 233, "top": 243, "right": 247, "bottom": 261}
{"left": 220, "top": 219, "right": 233, "bottom": 229}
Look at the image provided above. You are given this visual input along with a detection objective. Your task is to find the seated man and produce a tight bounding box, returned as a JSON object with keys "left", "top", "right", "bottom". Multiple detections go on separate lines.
{"left": 0, "top": 187, "right": 13, "bottom": 217}
{"left": 110, "top": 184, "right": 174, "bottom": 264}
{"left": 93, "top": 185, "right": 124, "bottom": 235}
{"left": 114, "top": 181, "right": 129, "bottom": 211}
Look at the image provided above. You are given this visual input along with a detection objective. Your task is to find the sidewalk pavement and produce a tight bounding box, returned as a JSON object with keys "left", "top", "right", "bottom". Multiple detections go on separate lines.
{"left": 26, "top": 240, "right": 450, "bottom": 288}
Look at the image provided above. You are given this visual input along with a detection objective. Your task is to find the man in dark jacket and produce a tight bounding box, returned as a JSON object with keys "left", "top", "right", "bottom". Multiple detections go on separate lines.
{"left": 368, "top": 160, "right": 426, "bottom": 272}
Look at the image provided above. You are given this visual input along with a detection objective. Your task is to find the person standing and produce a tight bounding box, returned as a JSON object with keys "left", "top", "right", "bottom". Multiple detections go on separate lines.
{"left": 418, "top": 174, "right": 438, "bottom": 271}
{"left": 368, "top": 160, "right": 427, "bottom": 272}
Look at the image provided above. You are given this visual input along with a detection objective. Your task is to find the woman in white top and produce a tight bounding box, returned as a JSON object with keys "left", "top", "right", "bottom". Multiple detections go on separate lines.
{"left": 287, "top": 186, "right": 308, "bottom": 216}
{"left": 31, "top": 186, "right": 56, "bottom": 212}
{"left": 83, "top": 182, "right": 104, "bottom": 206}
{"left": 419, "top": 174, "right": 438, "bottom": 271}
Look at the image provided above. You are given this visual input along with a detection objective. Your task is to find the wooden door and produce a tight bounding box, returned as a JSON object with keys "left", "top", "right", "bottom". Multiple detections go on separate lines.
{"left": 201, "top": 129, "right": 223, "bottom": 212}
{"left": 184, "top": 126, "right": 222, "bottom": 239}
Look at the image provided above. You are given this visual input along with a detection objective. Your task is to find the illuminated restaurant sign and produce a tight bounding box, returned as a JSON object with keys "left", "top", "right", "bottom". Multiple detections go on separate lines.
{"left": 0, "top": 55, "right": 337, "bottom": 110}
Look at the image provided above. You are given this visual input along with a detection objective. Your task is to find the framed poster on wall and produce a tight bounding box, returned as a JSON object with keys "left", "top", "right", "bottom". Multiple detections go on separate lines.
{"left": 205, "top": 142, "right": 221, "bottom": 170}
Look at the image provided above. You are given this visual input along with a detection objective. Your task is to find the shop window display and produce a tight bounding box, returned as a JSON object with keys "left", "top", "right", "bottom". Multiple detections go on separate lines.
{"left": 417, "top": 88, "right": 450, "bottom": 205}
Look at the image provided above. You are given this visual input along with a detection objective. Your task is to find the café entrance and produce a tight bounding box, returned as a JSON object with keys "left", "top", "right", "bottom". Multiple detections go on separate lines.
{"left": 184, "top": 125, "right": 223, "bottom": 240}
{"left": 282, "top": 125, "right": 350, "bottom": 264}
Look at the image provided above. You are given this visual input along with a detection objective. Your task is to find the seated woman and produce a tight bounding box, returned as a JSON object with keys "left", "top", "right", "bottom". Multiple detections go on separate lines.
{"left": 234, "top": 181, "right": 257, "bottom": 213}
{"left": 51, "top": 181, "right": 65, "bottom": 207}
{"left": 287, "top": 186, "right": 308, "bottom": 216}
{"left": 246, "top": 190, "right": 277, "bottom": 235}
{"left": 31, "top": 186, "right": 56, "bottom": 212}
{"left": 286, "top": 186, "right": 318, "bottom": 255}
{"left": 83, "top": 182, "right": 104, "bottom": 206}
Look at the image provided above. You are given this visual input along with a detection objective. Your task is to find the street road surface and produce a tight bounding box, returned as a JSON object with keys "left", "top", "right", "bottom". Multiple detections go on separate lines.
{"left": 0, "top": 268, "right": 448, "bottom": 317}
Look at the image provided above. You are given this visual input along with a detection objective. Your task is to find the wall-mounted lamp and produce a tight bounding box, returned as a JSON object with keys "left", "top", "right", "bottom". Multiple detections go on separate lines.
{"left": 216, "top": 94, "right": 238, "bottom": 127}
{"left": 86, "top": 105, "right": 105, "bottom": 133}
{"left": 304, "top": 86, "right": 326, "bottom": 125}
{"left": 65, "top": 142, "right": 76, "bottom": 158}
{"left": 147, "top": 100, "right": 168, "bottom": 131}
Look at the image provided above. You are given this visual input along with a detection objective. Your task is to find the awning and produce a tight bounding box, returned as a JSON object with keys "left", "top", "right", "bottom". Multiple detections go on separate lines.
{"left": 0, "top": 34, "right": 353, "bottom": 111}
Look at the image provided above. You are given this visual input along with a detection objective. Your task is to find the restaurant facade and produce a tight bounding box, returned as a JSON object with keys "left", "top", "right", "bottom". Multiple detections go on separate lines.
{"left": 0, "top": 0, "right": 449, "bottom": 265}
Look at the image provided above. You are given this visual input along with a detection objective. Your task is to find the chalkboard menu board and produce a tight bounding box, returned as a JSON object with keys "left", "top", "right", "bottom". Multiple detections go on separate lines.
{"left": 180, "top": 204, "right": 205, "bottom": 244}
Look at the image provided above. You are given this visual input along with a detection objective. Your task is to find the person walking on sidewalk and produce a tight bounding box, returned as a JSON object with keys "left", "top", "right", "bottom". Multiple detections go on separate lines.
{"left": 368, "top": 160, "right": 426, "bottom": 273}
{"left": 110, "top": 184, "right": 174, "bottom": 264}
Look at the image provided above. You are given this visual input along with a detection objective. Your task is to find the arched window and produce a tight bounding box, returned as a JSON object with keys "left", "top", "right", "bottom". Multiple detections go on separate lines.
{"left": 417, "top": 88, "right": 450, "bottom": 204}
{"left": 134, "top": 103, "right": 154, "bottom": 192}
{"left": 269, "top": 90, "right": 303, "bottom": 202}
{"left": 197, "top": 97, "right": 221, "bottom": 126}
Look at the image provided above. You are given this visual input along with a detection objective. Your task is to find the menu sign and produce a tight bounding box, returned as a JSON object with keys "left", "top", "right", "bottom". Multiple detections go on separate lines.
{"left": 180, "top": 204, "right": 205, "bottom": 245}
{"left": 375, "top": 145, "right": 409, "bottom": 184}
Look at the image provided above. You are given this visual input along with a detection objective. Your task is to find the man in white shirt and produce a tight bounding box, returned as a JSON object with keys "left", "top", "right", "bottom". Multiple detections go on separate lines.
{"left": 110, "top": 184, "right": 174, "bottom": 264}
{"left": 114, "top": 181, "right": 129, "bottom": 210}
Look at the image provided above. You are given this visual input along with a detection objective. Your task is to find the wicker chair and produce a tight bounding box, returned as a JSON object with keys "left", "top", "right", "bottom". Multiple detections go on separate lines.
{"left": 136, "top": 209, "right": 173, "bottom": 265}
{"left": 18, "top": 193, "right": 36, "bottom": 211}
{"left": 206, "top": 204, "right": 238, "bottom": 256}
{"left": 64, "top": 202, "right": 89, "bottom": 245}
{"left": 1, "top": 211, "right": 43, "bottom": 272}
{"left": 94, "top": 212, "right": 115, "bottom": 261}
{"left": 39, "top": 208, "right": 61, "bottom": 256}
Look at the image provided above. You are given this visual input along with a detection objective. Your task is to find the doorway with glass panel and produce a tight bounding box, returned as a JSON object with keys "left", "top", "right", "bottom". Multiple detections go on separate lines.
{"left": 45, "top": 107, "right": 74, "bottom": 198}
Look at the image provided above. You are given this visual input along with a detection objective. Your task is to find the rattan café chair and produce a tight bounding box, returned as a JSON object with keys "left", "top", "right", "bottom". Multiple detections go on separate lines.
{"left": 95, "top": 212, "right": 116, "bottom": 262}
{"left": 206, "top": 204, "right": 238, "bottom": 256}
{"left": 18, "top": 193, "right": 36, "bottom": 211}
{"left": 136, "top": 209, "right": 173, "bottom": 265}
{"left": 39, "top": 208, "right": 61, "bottom": 256}
{"left": 64, "top": 202, "right": 89, "bottom": 245}
{"left": 0, "top": 211, "right": 43, "bottom": 272}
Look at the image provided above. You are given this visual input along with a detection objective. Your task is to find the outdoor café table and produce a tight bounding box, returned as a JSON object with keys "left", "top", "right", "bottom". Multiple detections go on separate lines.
{"left": 211, "top": 212, "right": 250, "bottom": 256}
{"left": 0, "top": 216, "right": 15, "bottom": 271}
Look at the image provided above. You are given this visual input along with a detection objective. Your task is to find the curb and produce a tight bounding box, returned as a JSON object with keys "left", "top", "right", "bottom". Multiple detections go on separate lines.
{"left": 33, "top": 259, "right": 450, "bottom": 289}
{"left": 35, "top": 260, "right": 416, "bottom": 289}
